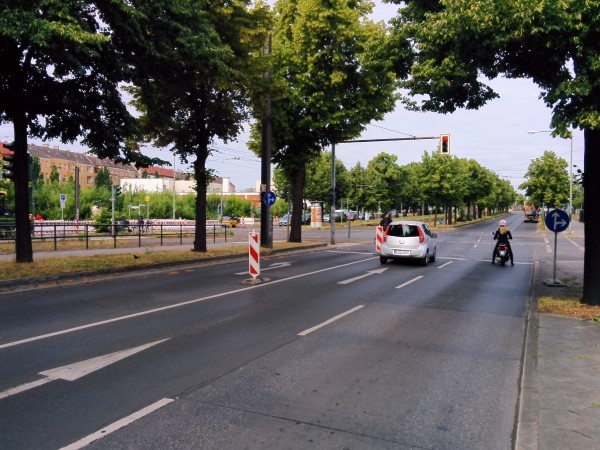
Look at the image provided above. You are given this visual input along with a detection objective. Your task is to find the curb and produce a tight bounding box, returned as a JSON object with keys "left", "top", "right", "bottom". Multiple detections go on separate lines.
{"left": 515, "top": 260, "right": 540, "bottom": 450}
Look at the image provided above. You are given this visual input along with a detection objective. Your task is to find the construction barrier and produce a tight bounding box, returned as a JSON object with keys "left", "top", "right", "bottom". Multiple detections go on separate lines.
{"left": 375, "top": 226, "right": 383, "bottom": 252}
{"left": 248, "top": 232, "right": 260, "bottom": 278}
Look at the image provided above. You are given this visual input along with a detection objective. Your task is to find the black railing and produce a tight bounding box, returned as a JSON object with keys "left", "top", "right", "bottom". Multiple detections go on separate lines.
{"left": 0, "top": 222, "right": 231, "bottom": 252}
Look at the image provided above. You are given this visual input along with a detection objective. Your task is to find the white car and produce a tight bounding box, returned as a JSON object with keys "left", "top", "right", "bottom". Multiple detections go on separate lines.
{"left": 378, "top": 221, "right": 437, "bottom": 266}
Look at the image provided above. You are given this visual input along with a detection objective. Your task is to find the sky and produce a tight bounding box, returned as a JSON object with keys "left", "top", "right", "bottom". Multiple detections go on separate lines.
{"left": 1, "top": 1, "right": 585, "bottom": 193}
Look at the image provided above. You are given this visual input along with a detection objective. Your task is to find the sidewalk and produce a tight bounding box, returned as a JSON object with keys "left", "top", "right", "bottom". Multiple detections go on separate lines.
{"left": 517, "top": 218, "right": 600, "bottom": 450}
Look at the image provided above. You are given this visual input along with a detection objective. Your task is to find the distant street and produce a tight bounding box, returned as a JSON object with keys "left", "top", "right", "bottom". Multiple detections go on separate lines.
{"left": 0, "top": 214, "right": 568, "bottom": 449}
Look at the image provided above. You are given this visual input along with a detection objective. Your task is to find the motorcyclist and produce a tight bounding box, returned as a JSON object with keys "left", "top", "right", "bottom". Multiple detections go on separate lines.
{"left": 492, "top": 219, "right": 514, "bottom": 266}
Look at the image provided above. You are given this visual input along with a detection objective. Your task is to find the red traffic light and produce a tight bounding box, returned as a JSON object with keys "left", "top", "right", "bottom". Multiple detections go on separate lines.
{"left": 440, "top": 134, "right": 450, "bottom": 154}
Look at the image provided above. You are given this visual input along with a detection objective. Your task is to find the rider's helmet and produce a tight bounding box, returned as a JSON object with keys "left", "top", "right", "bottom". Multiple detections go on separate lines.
{"left": 499, "top": 220, "right": 507, "bottom": 226}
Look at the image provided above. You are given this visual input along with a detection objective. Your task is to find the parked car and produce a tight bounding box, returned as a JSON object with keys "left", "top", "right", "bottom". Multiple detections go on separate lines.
{"left": 378, "top": 221, "right": 437, "bottom": 266}
{"left": 323, "top": 214, "right": 331, "bottom": 223}
{"left": 302, "top": 213, "right": 311, "bottom": 225}
{"left": 278, "top": 213, "right": 291, "bottom": 226}
{"left": 346, "top": 211, "right": 357, "bottom": 221}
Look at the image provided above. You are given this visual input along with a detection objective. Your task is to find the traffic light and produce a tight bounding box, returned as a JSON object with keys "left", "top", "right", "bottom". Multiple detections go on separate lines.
{"left": 440, "top": 134, "right": 450, "bottom": 155}
{"left": 114, "top": 185, "right": 122, "bottom": 196}
{"left": 3, "top": 142, "right": 16, "bottom": 182}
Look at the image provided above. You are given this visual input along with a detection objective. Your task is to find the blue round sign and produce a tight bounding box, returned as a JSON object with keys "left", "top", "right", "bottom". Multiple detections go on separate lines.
{"left": 544, "top": 208, "right": 570, "bottom": 233}
{"left": 263, "top": 191, "right": 277, "bottom": 207}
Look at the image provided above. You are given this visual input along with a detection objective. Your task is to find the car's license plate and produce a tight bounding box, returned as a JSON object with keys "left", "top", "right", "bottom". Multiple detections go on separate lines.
{"left": 394, "top": 249, "right": 410, "bottom": 255}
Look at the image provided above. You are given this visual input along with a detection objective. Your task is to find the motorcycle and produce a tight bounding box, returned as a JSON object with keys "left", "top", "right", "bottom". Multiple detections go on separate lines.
{"left": 491, "top": 232, "right": 510, "bottom": 266}
{"left": 495, "top": 242, "right": 510, "bottom": 266}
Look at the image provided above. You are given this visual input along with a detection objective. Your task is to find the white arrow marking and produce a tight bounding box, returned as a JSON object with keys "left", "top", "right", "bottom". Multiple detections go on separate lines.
{"left": 0, "top": 339, "right": 168, "bottom": 400}
{"left": 551, "top": 212, "right": 567, "bottom": 229}
{"left": 337, "top": 268, "right": 388, "bottom": 285}
{"left": 235, "top": 262, "right": 291, "bottom": 275}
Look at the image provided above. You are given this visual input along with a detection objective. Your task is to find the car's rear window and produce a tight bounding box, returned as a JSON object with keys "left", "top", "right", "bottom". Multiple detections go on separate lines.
{"left": 387, "top": 224, "right": 420, "bottom": 237}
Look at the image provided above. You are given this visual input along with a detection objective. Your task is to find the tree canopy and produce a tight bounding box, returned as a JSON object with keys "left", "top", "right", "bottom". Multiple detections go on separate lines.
{"left": 389, "top": 0, "right": 600, "bottom": 302}
{"left": 128, "top": 0, "right": 270, "bottom": 252}
{"left": 257, "top": 0, "right": 398, "bottom": 242}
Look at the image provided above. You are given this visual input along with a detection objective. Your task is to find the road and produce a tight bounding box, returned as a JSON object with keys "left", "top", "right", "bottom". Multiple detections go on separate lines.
{"left": 1, "top": 214, "right": 543, "bottom": 449}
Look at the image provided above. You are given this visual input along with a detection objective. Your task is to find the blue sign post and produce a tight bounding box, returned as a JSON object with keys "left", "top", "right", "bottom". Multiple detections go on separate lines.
{"left": 544, "top": 208, "right": 571, "bottom": 286}
{"left": 545, "top": 208, "right": 570, "bottom": 233}
{"left": 263, "top": 191, "right": 276, "bottom": 207}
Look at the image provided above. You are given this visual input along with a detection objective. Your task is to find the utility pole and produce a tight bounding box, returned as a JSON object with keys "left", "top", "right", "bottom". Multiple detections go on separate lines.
{"left": 260, "top": 34, "right": 273, "bottom": 249}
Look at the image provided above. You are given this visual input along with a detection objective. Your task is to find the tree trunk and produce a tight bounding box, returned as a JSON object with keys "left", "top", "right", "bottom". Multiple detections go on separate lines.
{"left": 583, "top": 128, "right": 599, "bottom": 304}
{"left": 289, "top": 165, "right": 306, "bottom": 243}
{"left": 193, "top": 154, "right": 208, "bottom": 252}
{"left": 12, "top": 112, "right": 33, "bottom": 263}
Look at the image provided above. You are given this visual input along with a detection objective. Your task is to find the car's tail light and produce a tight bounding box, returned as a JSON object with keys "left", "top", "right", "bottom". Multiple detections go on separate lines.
{"left": 417, "top": 226, "right": 425, "bottom": 243}
{"left": 383, "top": 226, "right": 389, "bottom": 242}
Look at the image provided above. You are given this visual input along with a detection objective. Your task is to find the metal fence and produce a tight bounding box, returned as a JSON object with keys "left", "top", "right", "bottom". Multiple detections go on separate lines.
{"left": 0, "top": 219, "right": 232, "bottom": 251}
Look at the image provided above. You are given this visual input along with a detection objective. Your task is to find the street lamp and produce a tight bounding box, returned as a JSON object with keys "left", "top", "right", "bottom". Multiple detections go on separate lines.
{"left": 527, "top": 130, "right": 573, "bottom": 230}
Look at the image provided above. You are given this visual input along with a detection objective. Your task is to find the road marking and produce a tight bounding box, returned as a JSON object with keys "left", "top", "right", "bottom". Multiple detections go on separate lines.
{"left": 0, "top": 378, "right": 52, "bottom": 400}
{"left": 437, "top": 261, "right": 453, "bottom": 269}
{"left": 337, "top": 268, "right": 388, "bottom": 285}
{"left": 395, "top": 276, "right": 423, "bottom": 289}
{"left": 0, "top": 257, "right": 376, "bottom": 350}
{"left": 298, "top": 305, "right": 364, "bottom": 336}
{"left": 0, "top": 340, "right": 168, "bottom": 400}
{"left": 235, "top": 261, "right": 291, "bottom": 275}
{"left": 60, "top": 397, "right": 174, "bottom": 450}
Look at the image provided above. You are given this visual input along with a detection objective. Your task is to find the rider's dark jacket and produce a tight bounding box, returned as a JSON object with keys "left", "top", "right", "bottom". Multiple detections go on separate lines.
{"left": 493, "top": 226, "right": 512, "bottom": 243}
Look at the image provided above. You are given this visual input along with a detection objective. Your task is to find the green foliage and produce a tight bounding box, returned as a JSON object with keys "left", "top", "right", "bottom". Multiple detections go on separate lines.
{"left": 519, "top": 151, "right": 569, "bottom": 208}
{"left": 95, "top": 167, "right": 112, "bottom": 189}
{"left": 223, "top": 195, "right": 253, "bottom": 218}
{"left": 127, "top": 0, "right": 271, "bottom": 251}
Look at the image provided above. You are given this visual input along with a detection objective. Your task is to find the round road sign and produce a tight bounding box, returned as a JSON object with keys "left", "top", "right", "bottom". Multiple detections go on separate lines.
{"left": 544, "top": 208, "right": 570, "bottom": 233}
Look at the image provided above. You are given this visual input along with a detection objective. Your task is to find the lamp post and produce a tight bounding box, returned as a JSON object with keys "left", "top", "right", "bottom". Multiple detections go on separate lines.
{"left": 172, "top": 153, "right": 176, "bottom": 220}
{"left": 527, "top": 130, "right": 573, "bottom": 230}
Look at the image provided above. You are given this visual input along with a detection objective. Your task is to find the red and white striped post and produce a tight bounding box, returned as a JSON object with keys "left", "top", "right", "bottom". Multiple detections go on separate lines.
{"left": 375, "top": 226, "right": 383, "bottom": 252}
{"left": 248, "top": 232, "right": 260, "bottom": 279}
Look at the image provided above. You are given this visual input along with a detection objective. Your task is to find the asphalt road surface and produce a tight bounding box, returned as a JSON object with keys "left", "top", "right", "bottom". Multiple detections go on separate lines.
{"left": 1, "top": 214, "right": 546, "bottom": 449}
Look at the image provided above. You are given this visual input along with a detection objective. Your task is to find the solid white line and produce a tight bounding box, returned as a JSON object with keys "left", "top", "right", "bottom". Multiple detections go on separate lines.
{"left": 437, "top": 261, "right": 454, "bottom": 269}
{"left": 298, "top": 305, "right": 364, "bottom": 336}
{"left": 395, "top": 276, "right": 423, "bottom": 289}
{"left": 1, "top": 257, "right": 376, "bottom": 350}
{"left": 60, "top": 398, "right": 174, "bottom": 450}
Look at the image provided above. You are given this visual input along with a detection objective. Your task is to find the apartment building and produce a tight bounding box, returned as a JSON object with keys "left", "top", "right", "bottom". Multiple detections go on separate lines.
{"left": 27, "top": 143, "right": 139, "bottom": 187}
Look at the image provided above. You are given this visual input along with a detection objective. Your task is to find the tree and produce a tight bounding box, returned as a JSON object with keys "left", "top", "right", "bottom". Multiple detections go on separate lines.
{"left": 95, "top": 167, "right": 112, "bottom": 190}
{"left": 421, "top": 152, "right": 469, "bottom": 225}
{"left": 0, "top": 1, "right": 162, "bottom": 262}
{"left": 128, "top": 0, "right": 270, "bottom": 252}
{"left": 303, "top": 152, "right": 349, "bottom": 212}
{"left": 366, "top": 152, "right": 403, "bottom": 214}
{"left": 519, "top": 151, "right": 569, "bottom": 209}
{"left": 463, "top": 159, "right": 495, "bottom": 220}
{"left": 49, "top": 165, "right": 60, "bottom": 184}
{"left": 390, "top": 0, "right": 600, "bottom": 302}
{"left": 260, "top": 0, "right": 398, "bottom": 242}
{"left": 347, "top": 162, "right": 379, "bottom": 213}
